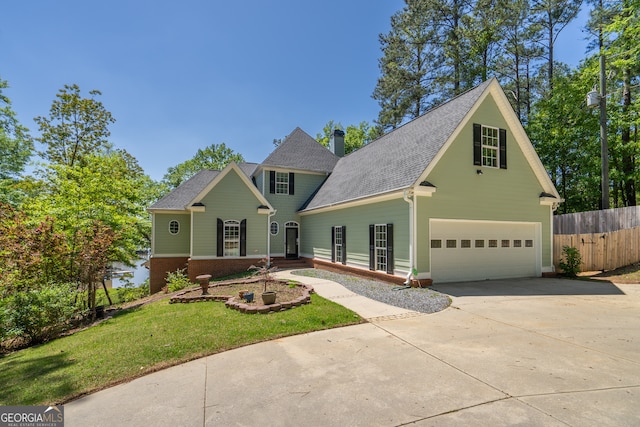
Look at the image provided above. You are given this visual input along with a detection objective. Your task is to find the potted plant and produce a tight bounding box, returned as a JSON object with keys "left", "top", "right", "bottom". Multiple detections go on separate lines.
{"left": 248, "top": 259, "right": 278, "bottom": 305}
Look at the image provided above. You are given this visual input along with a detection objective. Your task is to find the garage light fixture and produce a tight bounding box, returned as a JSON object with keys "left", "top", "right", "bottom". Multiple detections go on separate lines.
{"left": 476, "top": 169, "right": 483, "bottom": 175}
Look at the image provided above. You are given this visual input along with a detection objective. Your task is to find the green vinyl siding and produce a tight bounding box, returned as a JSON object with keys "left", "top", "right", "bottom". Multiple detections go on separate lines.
{"left": 266, "top": 172, "right": 328, "bottom": 255}
{"left": 153, "top": 213, "right": 191, "bottom": 255}
{"left": 192, "top": 169, "right": 267, "bottom": 257}
{"left": 302, "top": 198, "right": 410, "bottom": 273}
{"left": 415, "top": 93, "right": 552, "bottom": 273}
{"left": 254, "top": 171, "right": 264, "bottom": 194}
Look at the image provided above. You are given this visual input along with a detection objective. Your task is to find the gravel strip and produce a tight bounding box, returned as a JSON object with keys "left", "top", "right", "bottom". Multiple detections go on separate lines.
{"left": 292, "top": 269, "right": 451, "bottom": 314}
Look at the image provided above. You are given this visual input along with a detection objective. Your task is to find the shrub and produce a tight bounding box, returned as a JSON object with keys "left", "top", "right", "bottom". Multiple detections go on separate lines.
{"left": 165, "top": 269, "right": 192, "bottom": 293}
{"left": 559, "top": 246, "right": 582, "bottom": 277}
{"left": 1, "top": 283, "right": 83, "bottom": 348}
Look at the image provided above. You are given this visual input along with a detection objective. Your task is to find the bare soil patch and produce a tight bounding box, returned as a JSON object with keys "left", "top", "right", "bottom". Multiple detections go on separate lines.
{"left": 579, "top": 262, "right": 640, "bottom": 284}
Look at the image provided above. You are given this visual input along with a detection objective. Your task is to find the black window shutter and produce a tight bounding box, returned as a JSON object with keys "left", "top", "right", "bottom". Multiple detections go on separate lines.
{"left": 369, "top": 224, "right": 375, "bottom": 270}
{"left": 331, "top": 226, "right": 336, "bottom": 262}
{"left": 473, "top": 123, "right": 482, "bottom": 166}
{"left": 240, "top": 219, "right": 247, "bottom": 256}
{"left": 386, "top": 224, "right": 394, "bottom": 274}
{"left": 269, "top": 171, "right": 275, "bottom": 193}
{"left": 341, "top": 226, "right": 347, "bottom": 265}
{"left": 499, "top": 128, "right": 507, "bottom": 169}
{"left": 289, "top": 172, "right": 295, "bottom": 195}
{"left": 216, "top": 218, "right": 224, "bottom": 257}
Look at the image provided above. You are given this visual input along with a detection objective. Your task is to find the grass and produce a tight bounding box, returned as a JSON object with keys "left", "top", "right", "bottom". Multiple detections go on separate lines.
{"left": 0, "top": 294, "right": 363, "bottom": 406}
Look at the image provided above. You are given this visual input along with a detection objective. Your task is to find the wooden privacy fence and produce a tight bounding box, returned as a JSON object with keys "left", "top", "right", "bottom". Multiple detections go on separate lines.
{"left": 554, "top": 206, "right": 640, "bottom": 234}
{"left": 554, "top": 227, "right": 640, "bottom": 272}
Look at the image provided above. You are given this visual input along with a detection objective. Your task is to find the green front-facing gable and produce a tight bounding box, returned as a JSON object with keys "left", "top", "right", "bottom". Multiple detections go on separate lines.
{"left": 192, "top": 167, "right": 269, "bottom": 258}
{"left": 415, "top": 90, "right": 552, "bottom": 273}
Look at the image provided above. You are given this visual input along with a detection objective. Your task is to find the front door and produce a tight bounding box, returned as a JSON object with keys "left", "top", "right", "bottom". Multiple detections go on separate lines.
{"left": 285, "top": 225, "right": 299, "bottom": 259}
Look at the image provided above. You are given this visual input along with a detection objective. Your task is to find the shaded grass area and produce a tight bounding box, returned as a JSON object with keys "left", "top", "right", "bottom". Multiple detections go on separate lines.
{"left": 0, "top": 294, "right": 363, "bottom": 406}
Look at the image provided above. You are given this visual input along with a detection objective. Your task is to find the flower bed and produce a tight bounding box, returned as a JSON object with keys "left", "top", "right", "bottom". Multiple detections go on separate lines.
{"left": 169, "top": 278, "right": 313, "bottom": 314}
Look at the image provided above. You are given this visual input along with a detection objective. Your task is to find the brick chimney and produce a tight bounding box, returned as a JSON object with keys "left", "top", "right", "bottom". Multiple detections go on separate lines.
{"left": 329, "top": 129, "right": 345, "bottom": 157}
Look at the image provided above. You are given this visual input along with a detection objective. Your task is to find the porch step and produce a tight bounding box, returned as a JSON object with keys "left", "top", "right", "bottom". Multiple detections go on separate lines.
{"left": 271, "top": 258, "right": 309, "bottom": 270}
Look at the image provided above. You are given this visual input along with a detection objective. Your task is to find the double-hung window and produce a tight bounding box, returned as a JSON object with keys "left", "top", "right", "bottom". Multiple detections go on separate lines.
{"left": 473, "top": 123, "right": 507, "bottom": 169}
{"left": 275, "top": 172, "right": 289, "bottom": 194}
{"left": 481, "top": 125, "right": 499, "bottom": 168}
{"left": 332, "top": 226, "right": 346, "bottom": 264}
{"left": 369, "top": 223, "right": 394, "bottom": 273}
{"left": 375, "top": 225, "right": 387, "bottom": 272}
{"left": 224, "top": 220, "right": 240, "bottom": 257}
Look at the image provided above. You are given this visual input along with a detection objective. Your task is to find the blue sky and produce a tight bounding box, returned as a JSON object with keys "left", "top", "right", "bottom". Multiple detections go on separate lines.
{"left": 2, "top": 0, "right": 591, "bottom": 181}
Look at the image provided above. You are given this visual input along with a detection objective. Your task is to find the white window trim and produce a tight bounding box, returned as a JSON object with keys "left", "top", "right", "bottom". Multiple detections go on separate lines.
{"left": 334, "top": 226, "right": 343, "bottom": 263}
{"left": 224, "top": 220, "right": 240, "bottom": 257}
{"left": 374, "top": 224, "right": 387, "bottom": 272}
{"left": 481, "top": 125, "right": 499, "bottom": 168}
{"left": 168, "top": 220, "right": 180, "bottom": 235}
{"left": 275, "top": 172, "right": 289, "bottom": 195}
{"left": 270, "top": 221, "right": 279, "bottom": 236}
{"left": 284, "top": 221, "right": 299, "bottom": 252}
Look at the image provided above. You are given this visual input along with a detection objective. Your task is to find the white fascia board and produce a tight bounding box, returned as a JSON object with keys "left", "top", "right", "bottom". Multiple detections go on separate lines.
{"left": 299, "top": 189, "right": 405, "bottom": 216}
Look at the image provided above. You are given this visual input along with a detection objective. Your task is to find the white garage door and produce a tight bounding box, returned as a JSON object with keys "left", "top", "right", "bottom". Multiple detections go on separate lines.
{"left": 430, "top": 219, "right": 540, "bottom": 283}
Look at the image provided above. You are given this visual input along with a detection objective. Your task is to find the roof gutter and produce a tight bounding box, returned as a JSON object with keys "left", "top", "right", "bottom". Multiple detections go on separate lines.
{"left": 403, "top": 189, "right": 415, "bottom": 285}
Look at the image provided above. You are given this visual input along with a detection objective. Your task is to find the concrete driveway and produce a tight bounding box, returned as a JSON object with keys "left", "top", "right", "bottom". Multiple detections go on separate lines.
{"left": 66, "top": 277, "right": 640, "bottom": 426}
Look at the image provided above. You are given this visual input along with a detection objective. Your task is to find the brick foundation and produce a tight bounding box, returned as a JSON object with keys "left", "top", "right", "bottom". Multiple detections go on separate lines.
{"left": 307, "top": 258, "right": 433, "bottom": 286}
{"left": 149, "top": 257, "right": 189, "bottom": 294}
{"left": 151, "top": 255, "right": 434, "bottom": 294}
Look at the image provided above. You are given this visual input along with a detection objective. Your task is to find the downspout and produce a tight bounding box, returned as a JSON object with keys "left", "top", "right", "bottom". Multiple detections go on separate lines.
{"left": 403, "top": 189, "right": 415, "bottom": 285}
{"left": 267, "top": 209, "right": 277, "bottom": 268}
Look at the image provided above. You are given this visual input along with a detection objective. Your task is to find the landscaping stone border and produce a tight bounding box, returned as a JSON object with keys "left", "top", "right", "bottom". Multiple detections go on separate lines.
{"left": 169, "top": 279, "right": 314, "bottom": 314}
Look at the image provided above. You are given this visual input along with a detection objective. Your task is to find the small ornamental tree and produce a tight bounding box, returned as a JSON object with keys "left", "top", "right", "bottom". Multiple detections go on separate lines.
{"left": 559, "top": 246, "right": 582, "bottom": 277}
{"left": 72, "top": 221, "right": 116, "bottom": 319}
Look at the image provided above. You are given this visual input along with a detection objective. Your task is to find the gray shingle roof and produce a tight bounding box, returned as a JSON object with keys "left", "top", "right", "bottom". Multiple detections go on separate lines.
{"left": 260, "top": 127, "right": 339, "bottom": 173}
{"left": 149, "top": 163, "right": 259, "bottom": 210}
{"left": 302, "top": 79, "right": 493, "bottom": 211}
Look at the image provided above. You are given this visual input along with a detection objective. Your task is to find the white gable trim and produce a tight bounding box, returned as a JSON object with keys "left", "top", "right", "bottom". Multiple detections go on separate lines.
{"left": 300, "top": 189, "right": 405, "bottom": 215}
{"left": 416, "top": 78, "right": 562, "bottom": 201}
{"left": 191, "top": 162, "right": 273, "bottom": 210}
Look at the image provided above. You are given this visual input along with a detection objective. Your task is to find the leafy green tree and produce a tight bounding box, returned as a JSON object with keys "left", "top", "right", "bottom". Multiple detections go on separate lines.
{"left": 315, "top": 121, "right": 380, "bottom": 155}
{"left": 528, "top": 68, "right": 601, "bottom": 213}
{"left": 34, "top": 84, "right": 114, "bottom": 167}
{"left": 161, "top": 143, "right": 244, "bottom": 190}
{"left": 28, "top": 150, "right": 151, "bottom": 267}
{"left": 0, "top": 78, "right": 33, "bottom": 205}
{"left": 603, "top": 0, "right": 639, "bottom": 206}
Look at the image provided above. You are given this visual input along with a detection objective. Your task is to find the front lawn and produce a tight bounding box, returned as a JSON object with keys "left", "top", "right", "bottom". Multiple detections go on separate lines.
{"left": 0, "top": 294, "right": 362, "bottom": 406}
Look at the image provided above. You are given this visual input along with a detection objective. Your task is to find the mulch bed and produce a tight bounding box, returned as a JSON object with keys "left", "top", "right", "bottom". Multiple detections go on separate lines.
{"left": 170, "top": 278, "right": 313, "bottom": 314}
